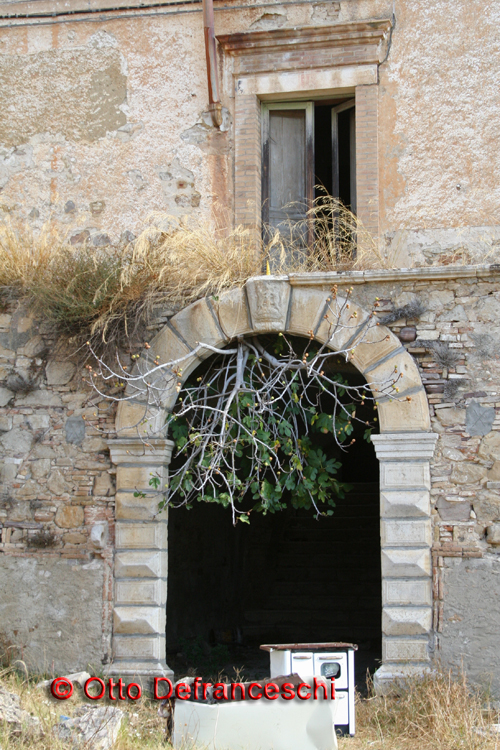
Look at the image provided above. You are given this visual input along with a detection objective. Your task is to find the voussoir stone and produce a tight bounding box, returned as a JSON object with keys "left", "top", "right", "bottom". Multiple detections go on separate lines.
{"left": 55, "top": 505, "right": 84, "bottom": 528}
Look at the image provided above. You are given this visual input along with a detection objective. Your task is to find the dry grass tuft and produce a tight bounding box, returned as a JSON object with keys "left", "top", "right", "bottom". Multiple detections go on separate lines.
{"left": 340, "top": 667, "right": 500, "bottom": 750}
{"left": 0, "top": 197, "right": 496, "bottom": 351}
{"left": 0, "top": 664, "right": 499, "bottom": 749}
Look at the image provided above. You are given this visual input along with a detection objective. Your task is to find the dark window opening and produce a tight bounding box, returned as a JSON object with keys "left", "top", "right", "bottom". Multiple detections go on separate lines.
{"left": 262, "top": 99, "right": 356, "bottom": 262}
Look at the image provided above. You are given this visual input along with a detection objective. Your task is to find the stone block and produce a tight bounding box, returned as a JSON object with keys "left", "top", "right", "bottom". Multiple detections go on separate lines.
{"left": 113, "top": 606, "right": 165, "bottom": 635}
{"left": 64, "top": 533, "right": 87, "bottom": 544}
{"left": 382, "top": 607, "right": 432, "bottom": 636}
{"left": 351, "top": 325, "right": 403, "bottom": 374}
{"left": 377, "top": 392, "right": 431, "bottom": 432}
{"left": 383, "top": 638, "right": 430, "bottom": 662}
{"left": 436, "top": 498, "right": 471, "bottom": 522}
{"left": 115, "top": 522, "right": 168, "bottom": 550}
{"left": 65, "top": 416, "right": 86, "bottom": 446}
{"left": 17, "top": 391, "right": 63, "bottom": 407}
{"left": 90, "top": 522, "right": 108, "bottom": 549}
{"left": 383, "top": 579, "right": 432, "bottom": 607}
{"left": 93, "top": 472, "right": 114, "bottom": 497}
{"left": 364, "top": 350, "right": 423, "bottom": 401}
{"left": 109, "top": 439, "right": 174, "bottom": 465}
{"left": 212, "top": 287, "right": 252, "bottom": 340}
{"left": 0, "top": 415, "right": 13, "bottom": 431}
{"left": 380, "top": 490, "right": 430, "bottom": 518}
{"left": 115, "top": 492, "right": 167, "bottom": 521}
{"left": 115, "top": 550, "right": 168, "bottom": 578}
{"left": 81, "top": 437, "right": 108, "bottom": 454}
{"left": 116, "top": 465, "right": 168, "bottom": 492}
{"left": 168, "top": 297, "right": 226, "bottom": 360}
{"left": 47, "top": 470, "right": 70, "bottom": 495}
{"left": 0, "top": 428, "right": 34, "bottom": 455}
{"left": 487, "top": 462, "right": 500, "bottom": 481}
{"left": 380, "top": 462, "right": 430, "bottom": 491}
{"left": 466, "top": 401, "right": 495, "bottom": 436}
{"left": 115, "top": 401, "right": 163, "bottom": 438}
{"left": 478, "top": 432, "right": 500, "bottom": 461}
{"left": 31, "top": 459, "right": 52, "bottom": 480}
{"left": 286, "top": 287, "right": 329, "bottom": 338}
{"left": 474, "top": 493, "right": 500, "bottom": 523}
{"left": 486, "top": 524, "right": 500, "bottom": 545}
{"left": 113, "top": 635, "right": 164, "bottom": 660}
{"left": 245, "top": 277, "right": 291, "bottom": 333}
{"left": 435, "top": 407, "right": 466, "bottom": 427}
{"left": 115, "top": 580, "right": 166, "bottom": 606}
{"left": 18, "top": 334, "right": 46, "bottom": 358}
{"left": 382, "top": 548, "right": 431, "bottom": 577}
{"left": 314, "top": 295, "right": 370, "bottom": 353}
{"left": 55, "top": 506, "right": 84, "bottom": 529}
{"left": 451, "top": 462, "right": 486, "bottom": 485}
{"left": 46, "top": 361, "right": 76, "bottom": 386}
{"left": 371, "top": 433, "right": 438, "bottom": 461}
{"left": 150, "top": 324, "right": 191, "bottom": 365}
{"left": 0, "top": 387, "right": 14, "bottom": 407}
{"left": 26, "top": 414, "right": 50, "bottom": 430}
{"left": 381, "top": 519, "right": 432, "bottom": 548}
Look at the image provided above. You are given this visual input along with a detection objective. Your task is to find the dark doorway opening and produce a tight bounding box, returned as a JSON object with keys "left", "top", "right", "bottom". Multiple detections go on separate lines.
{"left": 166, "top": 358, "right": 381, "bottom": 685}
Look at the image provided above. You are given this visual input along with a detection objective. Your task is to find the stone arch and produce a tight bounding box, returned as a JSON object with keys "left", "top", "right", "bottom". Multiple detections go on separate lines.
{"left": 109, "top": 277, "right": 437, "bottom": 690}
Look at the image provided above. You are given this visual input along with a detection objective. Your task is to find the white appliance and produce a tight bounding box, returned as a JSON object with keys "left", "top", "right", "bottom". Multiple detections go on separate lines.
{"left": 260, "top": 642, "right": 357, "bottom": 736}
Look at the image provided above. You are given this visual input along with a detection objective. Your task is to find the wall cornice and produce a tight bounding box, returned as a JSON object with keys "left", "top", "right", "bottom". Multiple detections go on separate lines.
{"left": 288, "top": 264, "right": 500, "bottom": 287}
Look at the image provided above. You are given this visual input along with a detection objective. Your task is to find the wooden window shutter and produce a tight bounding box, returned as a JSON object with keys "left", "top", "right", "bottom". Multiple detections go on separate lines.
{"left": 262, "top": 102, "right": 314, "bottom": 254}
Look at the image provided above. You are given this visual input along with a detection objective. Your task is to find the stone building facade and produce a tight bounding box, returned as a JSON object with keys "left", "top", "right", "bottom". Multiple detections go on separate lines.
{"left": 0, "top": 0, "right": 500, "bottom": 692}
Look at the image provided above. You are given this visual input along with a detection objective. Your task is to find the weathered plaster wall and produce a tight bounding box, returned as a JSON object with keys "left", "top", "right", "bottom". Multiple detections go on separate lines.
{"left": 2, "top": 0, "right": 498, "bottom": 259}
{"left": 439, "top": 555, "right": 500, "bottom": 695}
{"left": 378, "top": 0, "right": 500, "bottom": 259}
{"left": 0, "top": 556, "right": 105, "bottom": 673}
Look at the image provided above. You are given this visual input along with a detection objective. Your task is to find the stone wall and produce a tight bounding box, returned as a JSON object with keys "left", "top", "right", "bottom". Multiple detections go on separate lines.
{"left": 2, "top": 266, "right": 500, "bottom": 683}
{"left": 0, "top": 308, "right": 117, "bottom": 670}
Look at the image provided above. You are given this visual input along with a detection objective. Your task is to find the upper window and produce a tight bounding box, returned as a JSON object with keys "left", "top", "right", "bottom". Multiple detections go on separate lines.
{"left": 261, "top": 99, "right": 356, "bottom": 251}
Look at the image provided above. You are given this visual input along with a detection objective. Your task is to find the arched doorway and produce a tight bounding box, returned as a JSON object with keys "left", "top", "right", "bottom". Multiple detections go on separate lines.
{"left": 165, "top": 344, "right": 381, "bottom": 682}
{"left": 109, "top": 276, "right": 436, "bottom": 691}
